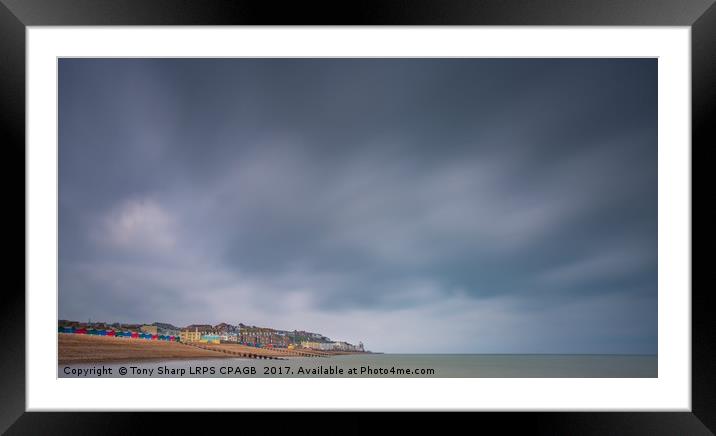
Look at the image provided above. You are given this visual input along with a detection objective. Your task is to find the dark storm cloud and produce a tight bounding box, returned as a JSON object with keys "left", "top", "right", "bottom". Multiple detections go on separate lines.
{"left": 59, "top": 58, "right": 657, "bottom": 353}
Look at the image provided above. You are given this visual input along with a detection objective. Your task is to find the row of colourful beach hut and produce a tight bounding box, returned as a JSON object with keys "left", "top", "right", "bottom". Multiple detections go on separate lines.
{"left": 59, "top": 326, "right": 179, "bottom": 342}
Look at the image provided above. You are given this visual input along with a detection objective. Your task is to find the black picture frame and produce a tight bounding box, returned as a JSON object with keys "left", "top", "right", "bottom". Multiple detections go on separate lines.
{"left": 1, "top": 0, "right": 711, "bottom": 433}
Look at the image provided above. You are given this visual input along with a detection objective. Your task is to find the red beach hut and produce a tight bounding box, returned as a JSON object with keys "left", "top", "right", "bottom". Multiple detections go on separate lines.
{"left": 131, "top": 331, "right": 139, "bottom": 339}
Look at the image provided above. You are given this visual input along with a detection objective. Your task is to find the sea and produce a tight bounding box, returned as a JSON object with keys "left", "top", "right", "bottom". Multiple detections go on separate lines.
{"left": 59, "top": 354, "right": 657, "bottom": 378}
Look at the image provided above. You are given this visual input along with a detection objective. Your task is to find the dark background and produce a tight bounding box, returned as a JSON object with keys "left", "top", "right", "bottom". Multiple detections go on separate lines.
{"left": 1, "top": 0, "right": 712, "bottom": 434}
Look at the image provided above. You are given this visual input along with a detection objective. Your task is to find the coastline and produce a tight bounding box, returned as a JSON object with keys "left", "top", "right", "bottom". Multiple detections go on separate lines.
{"left": 58, "top": 334, "right": 373, "bottom": 364}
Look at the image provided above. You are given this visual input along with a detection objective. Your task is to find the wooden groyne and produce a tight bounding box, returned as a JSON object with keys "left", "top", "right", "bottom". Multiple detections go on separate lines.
{"left": 183, "top": 343, "right": 333, "bottom": 359}
{"left": 264, "top": 347, "right": 330, "bottom": 358}
{"left": 182, "top": 342, "right": 287, "bottom": 360}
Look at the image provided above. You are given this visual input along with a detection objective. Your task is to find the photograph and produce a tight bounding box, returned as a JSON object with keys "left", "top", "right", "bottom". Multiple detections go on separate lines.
{"left": 4, "top": 0, "right": 707, "bottom": 429}
{"left": 57, "top": 57, "right": 658, "bottom": 379}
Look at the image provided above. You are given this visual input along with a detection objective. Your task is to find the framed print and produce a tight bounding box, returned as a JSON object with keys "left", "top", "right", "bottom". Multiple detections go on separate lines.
{"left": 2, "top": 0, "right": 712, "bottom": 433}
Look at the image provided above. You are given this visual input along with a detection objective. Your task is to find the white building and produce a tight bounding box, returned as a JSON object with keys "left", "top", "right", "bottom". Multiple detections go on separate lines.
{"left": 219, "top": 332, "right": 238, "bottom": 342}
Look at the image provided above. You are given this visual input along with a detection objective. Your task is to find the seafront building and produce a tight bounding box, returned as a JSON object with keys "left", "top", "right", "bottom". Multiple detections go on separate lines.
{"left": 60, "top": 319, "right": 365, "bottom": 351}
{"left": 179, "top": 328, "right": 202, "bottom": 343}
{"left": 301, "top": 340, "right": 365, "bottom": 352}
{"left": 219, "top": 332, "right": 239, "bottom": 342}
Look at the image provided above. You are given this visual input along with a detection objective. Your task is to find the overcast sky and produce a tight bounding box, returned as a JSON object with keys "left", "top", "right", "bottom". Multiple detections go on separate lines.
{"left": 59, "top": 58, "right": 657, "bottom": 354}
